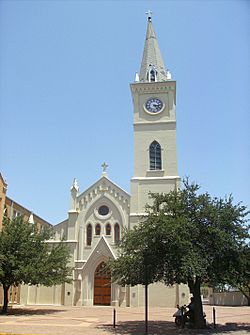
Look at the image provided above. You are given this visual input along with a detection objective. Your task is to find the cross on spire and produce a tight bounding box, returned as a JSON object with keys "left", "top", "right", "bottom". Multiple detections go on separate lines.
{"left": 146, "top": 10, "right": 153, "bottom": 21}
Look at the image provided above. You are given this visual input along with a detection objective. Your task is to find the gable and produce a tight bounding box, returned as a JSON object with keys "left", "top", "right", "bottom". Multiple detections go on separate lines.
{"left": 81, "top": 236, "right": 116, "bottom": 275}
{"left": 77, "top": 176, "right": 130, "bottom": 214}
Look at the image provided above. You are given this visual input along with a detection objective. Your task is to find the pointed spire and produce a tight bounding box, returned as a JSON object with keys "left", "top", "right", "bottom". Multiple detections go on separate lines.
{"left": 71, "top": 178, "right": 79, "bottom": 192}
{"left": 139, "top": 14, "right": 168, "bottom": 83}
{"left": 135, "top": 72, "right": 139, "bottom": 82}
{"left": 70, "top": 178, "right": 79, "bottom": 211}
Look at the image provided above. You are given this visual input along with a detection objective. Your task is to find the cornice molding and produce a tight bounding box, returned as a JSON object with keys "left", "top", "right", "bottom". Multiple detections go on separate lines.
{"left": 133, "top": 120, "right": 176, "bottom": 126}
{"left": 131, "top": 176, "right": 180, "bottom": 181}
{"left": 130, "top": 81, "right": 175, "bottom": 94}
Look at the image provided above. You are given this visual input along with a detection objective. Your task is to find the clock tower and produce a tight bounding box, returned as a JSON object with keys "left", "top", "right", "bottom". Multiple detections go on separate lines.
{"left": 130, "top": 15, "right": 180, "bottom": 227}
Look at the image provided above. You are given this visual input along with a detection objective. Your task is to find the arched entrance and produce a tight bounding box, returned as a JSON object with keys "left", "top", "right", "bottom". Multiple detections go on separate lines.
{"left": 94, "top": 262, "right": 111, "bottom": 306}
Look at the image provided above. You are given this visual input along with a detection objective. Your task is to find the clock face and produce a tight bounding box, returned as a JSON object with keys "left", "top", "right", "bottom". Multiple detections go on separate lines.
{"left": 145, "top": 98, "right": 163, "bottom": 113}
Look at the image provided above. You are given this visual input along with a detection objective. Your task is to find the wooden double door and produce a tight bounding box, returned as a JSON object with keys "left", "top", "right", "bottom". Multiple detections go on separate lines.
{"left": 94, "top": 262, "right": 111, "bottom": 306}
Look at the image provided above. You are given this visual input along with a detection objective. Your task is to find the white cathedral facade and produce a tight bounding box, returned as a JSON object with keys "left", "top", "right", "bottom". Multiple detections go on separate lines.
{"left": 20, "top": 16, "right": 189, "bottom": 308}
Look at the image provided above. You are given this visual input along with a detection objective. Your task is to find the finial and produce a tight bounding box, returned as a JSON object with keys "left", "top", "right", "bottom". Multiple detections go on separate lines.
{"left": 71, "top": 178, "right": 79, "bottom": 192}
{"left": 146, "top": 10, "right": 153, "bottom": 22}
{"left": 167, "top": 70, "right": 172, "bottom": 80}
{"left": 101, "top": 162, "right": 108, "bottom": 175}
{"left": 70, "top": 178, "right": 79, "bottom": 210}
{"left": 28, "top": 212, "right": 34, "bottom": 224}
{"left": 135, "top": 72, "right": 139, "bottom": 82}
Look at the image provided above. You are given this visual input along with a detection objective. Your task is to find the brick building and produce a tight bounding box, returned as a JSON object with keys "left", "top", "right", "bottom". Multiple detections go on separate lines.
{"left": 0, "top": 172, "right": 51, "bottom": 306}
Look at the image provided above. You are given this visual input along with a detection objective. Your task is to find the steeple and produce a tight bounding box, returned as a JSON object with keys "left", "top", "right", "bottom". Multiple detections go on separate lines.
{"left": 139, "top": 13, "right": 170, "bottom": 83}
{"left": 130, "top": 13, "right": 179, "bottom": 226}
{"left": 70, "top": 178, "right": 79, "bottom": 211}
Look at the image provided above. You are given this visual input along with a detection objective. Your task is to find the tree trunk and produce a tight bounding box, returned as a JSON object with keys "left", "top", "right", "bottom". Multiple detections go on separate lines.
{"left": 239, "top": 287, "right": 250, "bottom": 306}
{"left": 2, "top": 285, "right": 10, "bottom": 314}
{"left": 188, "top": 277, "right": 206, "bottom": 329}
{"left": 243, "top": 292, "right": 250, "bottom": 306}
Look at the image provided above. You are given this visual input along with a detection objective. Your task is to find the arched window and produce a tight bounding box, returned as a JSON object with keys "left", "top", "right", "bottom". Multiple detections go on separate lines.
{"left": 95, "top": 223, "right": 101, "bottom": 236}
{"left": 149, "top": 69, "right": 156, "bottom": 82}
{"left": 87, "top": 224, "right": 92, "bottom": 246}
{"left": 114, "top": 223, "right": 120, "bottom": 244}
{"left": 147, "top": 64, "right": 157, "bottom": 82}
{"left": 3, "top": 206, "right": 7, "bottom": 217}
{"left": 149, "top": 141, "right": 162, "bottom": 170}
{"left": 106, "top": 223, "right": 111, "bottom": 236}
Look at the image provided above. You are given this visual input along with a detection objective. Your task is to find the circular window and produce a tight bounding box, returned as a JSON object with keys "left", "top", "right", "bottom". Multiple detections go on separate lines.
{"left": 98, "top": 205, "right": 109, "bottom": 216}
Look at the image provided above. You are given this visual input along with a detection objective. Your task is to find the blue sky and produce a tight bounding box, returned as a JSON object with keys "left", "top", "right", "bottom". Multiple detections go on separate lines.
{"left": 0, "top": 0, "right": 249, "bottom": 224}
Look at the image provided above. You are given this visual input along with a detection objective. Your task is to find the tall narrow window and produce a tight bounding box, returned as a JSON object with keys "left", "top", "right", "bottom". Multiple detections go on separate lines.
{"left": 87, "top": 224, "right": 92, "bottom": 246}
{"left": 106, "top": 223, "right": 111, "bottom": 236}
{"left": 149, "top": 141, "right": 162, "bottom": 170}
{"left": 147, "top": 64, "right": 157, "bottom": 82}
{"left": 149, "top": 69, "right": 156, "bottom": 82}
{"left": 95, "top": 224, "right": 101, "bottom": 236}
{"left": 114, "top": 223, "right": 120, "bottom": 244}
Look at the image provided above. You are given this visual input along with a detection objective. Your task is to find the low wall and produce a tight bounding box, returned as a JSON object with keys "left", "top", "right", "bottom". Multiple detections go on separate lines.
{"left": 209, "top": 291, "right": 247, "bottom": 306}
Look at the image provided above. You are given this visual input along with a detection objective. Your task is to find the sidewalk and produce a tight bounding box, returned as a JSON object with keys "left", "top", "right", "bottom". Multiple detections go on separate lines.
{"left": 0, "top": 305, "right": 249, "bottom": 335}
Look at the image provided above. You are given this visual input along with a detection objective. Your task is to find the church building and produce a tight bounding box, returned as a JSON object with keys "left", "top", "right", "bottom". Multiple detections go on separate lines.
{"left": 20, "top": 15, "right": 189, "bottom": 308}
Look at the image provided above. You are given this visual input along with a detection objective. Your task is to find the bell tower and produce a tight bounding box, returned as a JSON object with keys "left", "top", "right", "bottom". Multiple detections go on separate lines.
{"left": 130, "top": 13, "right": 180, "bottom": 227}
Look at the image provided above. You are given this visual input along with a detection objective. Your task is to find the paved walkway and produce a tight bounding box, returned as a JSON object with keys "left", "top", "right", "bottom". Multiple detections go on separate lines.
{"left": 0, "top": 305, "right": 249, "bottom": 335}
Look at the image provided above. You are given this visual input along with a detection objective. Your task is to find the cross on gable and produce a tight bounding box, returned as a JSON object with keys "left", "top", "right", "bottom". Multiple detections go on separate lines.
{"left": 101, "top": 162, "right": 108, "bottom": 173}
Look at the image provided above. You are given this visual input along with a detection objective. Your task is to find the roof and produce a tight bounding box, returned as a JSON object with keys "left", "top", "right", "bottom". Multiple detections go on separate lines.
{"left": 0, "top": 172, "right": 7, "bottom": 189}
{"left": 5, "top": 196, "right": 51, "bottom": 226}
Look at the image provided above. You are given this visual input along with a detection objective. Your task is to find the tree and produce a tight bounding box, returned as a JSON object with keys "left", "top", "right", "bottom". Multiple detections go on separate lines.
{"left": 228, "top": 245, "right": 250, "bottom": 305}
{"left": 0, "top": 216, "right": 72, "bottom": 314}
{"left": 109, "top": 180, "right": 249, "bottom": 328}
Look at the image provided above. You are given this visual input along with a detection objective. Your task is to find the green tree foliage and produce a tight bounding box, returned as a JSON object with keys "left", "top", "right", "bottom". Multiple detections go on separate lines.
{"left": 109, "top": 180, "right": 249, "bottom": 328}
{"left": 0, "top": 216, "right": 72, "bottom": 314}
{"left": 228, "top": 245, "right": 250, "bottom": 305}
